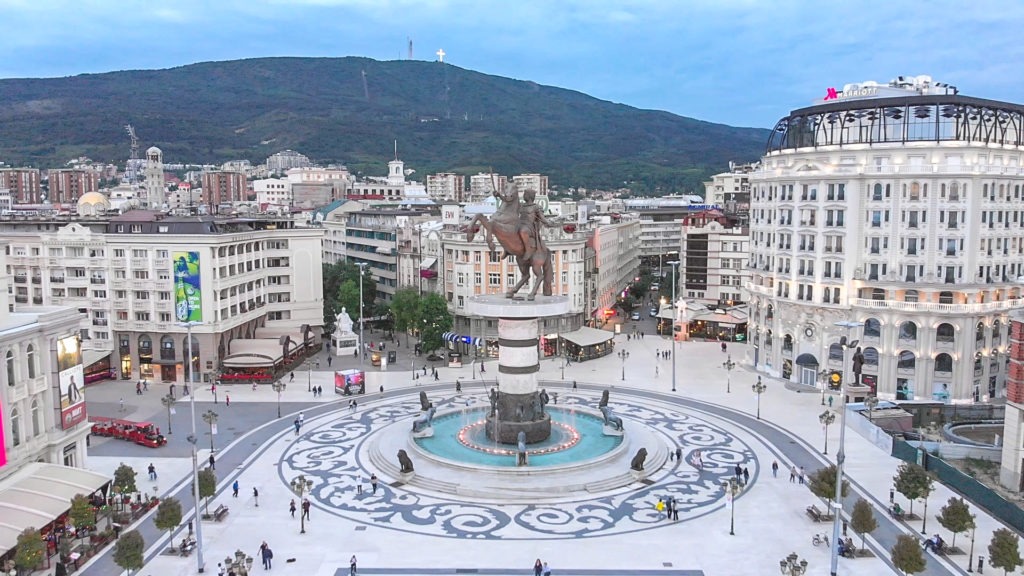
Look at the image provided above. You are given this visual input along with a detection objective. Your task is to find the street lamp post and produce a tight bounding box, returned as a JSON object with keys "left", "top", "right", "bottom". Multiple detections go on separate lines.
{"left": 619, "top": 349, "right": 626, "bottom": 381}
{"left": 829, "top": 319, "right": 864, "bottom": 576}
{"left": 668, "top": 261, "right": 680, "bottom": 393}
{"left": 722, "top": 355, "right": 736, "bottom": 393}
{"left": 290, "top": 475, "right": 314, "bottom": 534}
{"left": 161, "top": 394, "right": 176, "bottom": 435}
{"left": 967, "top": 524, "right": 976, "bottom": 572}
{"left": 864, "top": 395, "right": 879, "bottom": 423}
{"left": 357, "top": 262, "right": 369, "bottom": 370}
{"left": 306, "top": 359, "right": 313, "bottom": 393}
{"left": 779, "top": 553, "right": 808, "bottom": 575}
{"left": 223, "top": 550, "right": 254, "bottom": 576}
{"left": 752, "top": 376, "right": 767, "bottom": 420}
{"left": 202, "top": 410, "right": 218, "bottom": 453}
{"left": 271, "top": 382, "right": 286, "bottom": 419}
{"left": 722, "top": 478, "right": 739, "bottom": 535}
{"left": 819, "top": 410, "right": 835, "bottom": 454}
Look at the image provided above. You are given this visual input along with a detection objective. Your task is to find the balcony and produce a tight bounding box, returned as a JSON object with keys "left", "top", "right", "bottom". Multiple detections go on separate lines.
{"left": 14, "top": 296, "right": 27, "bottom": 304}
{"left": 32, "top": 297, "right": 43, "bottom": 305}
{"left": 31, "top": 277, "right": 41, "bottom": 284}
{"left": 850, "top": 297, "right": 1024, "bottom": 314}
{"left": 90, "top": 278, "right": 107, "bottom": 285}
{"left": 13, "top": 276, "right": 26, "bottom": 284}
{"left": 50, "top": 277, "right": 65, "bottom": 283}
{"left": 92, "top": 319, "right": 108, "bottom": 327}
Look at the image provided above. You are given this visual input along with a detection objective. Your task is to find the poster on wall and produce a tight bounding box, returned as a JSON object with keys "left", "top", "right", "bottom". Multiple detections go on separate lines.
{"left": 57, "top": 335, "right": 87, "bottom": 429}
{"left": 173, "top": 251, "right": 203, "bottom": 323}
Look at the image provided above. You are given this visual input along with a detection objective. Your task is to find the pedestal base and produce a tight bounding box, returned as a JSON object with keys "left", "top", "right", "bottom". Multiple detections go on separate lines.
{"left": 411, "top": 428, "right": 434, "bottom": 439}
{"left": 486, "top": 414, "right": 552, "bottom": 444}
{"left": 486, "top": 390, "right": 552, "bottom": 443}
{"left": 602, "top": 425, "right": 625, "bottom": 437}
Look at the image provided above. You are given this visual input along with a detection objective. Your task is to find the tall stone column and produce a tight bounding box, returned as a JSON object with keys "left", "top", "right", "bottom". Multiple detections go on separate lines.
{"left": 467, "top": 294, "right": 570, "bottom": 444}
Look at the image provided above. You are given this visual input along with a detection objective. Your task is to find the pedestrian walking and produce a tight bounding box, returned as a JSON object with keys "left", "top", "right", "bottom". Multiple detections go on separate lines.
{"left": 142, "top": 379, "right": 148, "bottom": 391}
{"left": 352, "top": 400, "right": 358, "bottom": 411}
{"left": 289, "top": 499, "right": 296, "bottom": 518}
{"left": 136, "top": 381, "right": 142, "bottom": 395}
{"left": 672, "top": 497, "right": 679, "bottom": 521}
{"left": 302, "top": 498, "right": 310, "bottom": 521}
{"left": 290, "top": 372, "right": 295, "bottom": 383}
{"left": 119, "top": 397, "right": 125, "bottom": 412}
{"left": 260, "top": 543, "right": 273, "bottom": 570}
{"left": 148, "top": 463, "right": 157, "bottom": 480}
{"left": 798, "top": 466, "right": 806, "bottom": 485}
{"left": 299, "top": 411, "right": 305, "bottom": 425}
{"left": 721, "top": 342, "right": 727, "bottom": 353}
{"left": 350, "top": 555, "right": 358, "bottom": 576}
{"left": 675, "top": 447, "right": 682, "bottom": 462}
{"left": 370, "top": 473, "right": 378, "bottom": 494}
{"left": 293, "top": 418, "right": 301, "bottom": 435}
{"left": 664, "top": 498, "right": 673, "bottom": 522}
{"left": 694, "top": 449, "right": 703, "bottom": 471}
{"left": 772, "top": 460, "right": 779, "bottom": 478}
{"left": 252, "top": 382, "right": 257, "bottom": 391}
{"left": 225, "top": 393, "right": 230, "bottom": 407}
{"left": 170, "top": 383, "right": 176, "bottom": 398}
{"left": 542, "top": 562, "right": 551, "bottom": 576}
{"left": 183, "top": 384, "right": 189, "bottom": 396}
{"left": 217, "top": 562, "right": 226, "bottom": 576}
{"left": 209, "top": 454, "right": 216, "bottom": 471}
{"left": 828, "top": 395, "right": 834, "bottom": 408}
{"left": 253, "top": 487, "right": 259, "bottom": 507}
{"left": 434, "top": 371, "right": 439, "bottom": 381}
{"left": 669, "top": 446, "right": 674, "bottom": 461}
{"left": 318, "top": 385, "right": 323, "bottom": 396}
{"left": 789, "top": 465, "right": 797, "bottom": 483}
{"left": 379, "top": 385, "right": 384, "bottom": 394}
{"left": 480, "top": 363, "right": 485, "bottom": 373}
{"left": 742, "top": 466, "right": 750, "bottom": 486}
{"left": 572, "top": 380, "right": 578, "bottom": 390}
{"left": 232, "top": 480, "right": 239, "bottom": 497}
{"left": 533, "top": 559, "right": 543, "bottom": 576}
{"left": 327, "top": 356, "right": 333, "bottom": 367}
{"left": 733, "top": 463, "right": 742, "bottom": 480}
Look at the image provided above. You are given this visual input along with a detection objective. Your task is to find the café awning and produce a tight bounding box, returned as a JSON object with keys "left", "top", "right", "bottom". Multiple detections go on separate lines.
{"left": 561, "top": 327, "right": 615, "bottom": 348}
{"left": 420, "top": 257, "right": 437, "bottom": 269}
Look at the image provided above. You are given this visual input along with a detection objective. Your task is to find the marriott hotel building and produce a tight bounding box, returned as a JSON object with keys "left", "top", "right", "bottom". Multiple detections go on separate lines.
{"left": 747, "top": 75, "right": 1024, "bottom": 403}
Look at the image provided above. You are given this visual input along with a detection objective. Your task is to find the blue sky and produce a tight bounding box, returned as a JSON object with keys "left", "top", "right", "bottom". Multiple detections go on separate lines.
{"left": 3, "top": 0, "right": 1024, "bottom": 128}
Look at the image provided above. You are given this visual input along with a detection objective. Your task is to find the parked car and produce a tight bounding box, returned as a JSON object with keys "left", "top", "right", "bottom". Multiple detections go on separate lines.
{"left": 630, "top": 311, "right": 641, "bottom": 321}
{"left": 649, "top": 308, "right": 658, "bottom": 317}
{"left": 650, "top": 283, "right": 660, "bottom": 291}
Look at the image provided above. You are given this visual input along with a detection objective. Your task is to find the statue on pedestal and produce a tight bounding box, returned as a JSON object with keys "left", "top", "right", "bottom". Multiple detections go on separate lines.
{"left": 852, "top": 347, "right": 865, "bottom": 385}
{"left": 335, "top": 308, "right": 355, "bottom": 336}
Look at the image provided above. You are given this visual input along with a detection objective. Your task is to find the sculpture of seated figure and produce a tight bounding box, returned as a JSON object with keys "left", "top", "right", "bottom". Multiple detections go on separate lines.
{"left": 630, "top": 448, "right": 648, "bottom": 471}
{"left": 412, "top": 405, "right": 436, "bottom": 433}
{"left": 516, "top": 431, "right": 528, "bottom": 466}
{"left": 397, "top": 449, "right": 414, "bottom": 473}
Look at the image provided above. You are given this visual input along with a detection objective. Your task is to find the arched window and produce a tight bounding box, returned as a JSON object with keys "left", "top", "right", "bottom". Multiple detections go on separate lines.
{"left": 871, "top": 288, "right": 885, "bottom": 301}
{"left": 5, "top": 350, "right": 14, "bottom": 386}
{"left": 905, "top": 290, "right": 919, "bottom": 303}
{"left": 26, "top": 344, "right": 36, "bottom": 379}
{"left": 976, "top": 322, "right": 986, "bottom": 345}
{"left": 766, "top": 305, "right": 774, "bottom": 321}
{"left": 138, "top": 335, "right": 152, "bottom": 353}
{"left": 935, "top": 353, "right": 953, "bottom": 373}
{"left": 863, "top": 347, "right": 880, "bottom": 366}
{"left": 10, "top": 408, "right": 20, "bottom": 446}
{"left": 872, "top": 183, "right": 883, "bottom": 201}
{"left": 783, "top": 334, "right": 794, "bottom": 353}
{"left": 939, "top": 291, "right": 954, "bottom": 304}
{"left": 31, "top": 400, "right": 41, "bottom": 436}
{"left": 897, "top": 351, "right": 917, "bottom": 371}
{"left": 864, "top": 318, "right": 882, "bottom": 338}
{"left": 899, "top": 322, "right": 918, "bottom": 341}
{"left": 828, "top": 343, "right": 844, "bottom": 361}
{"left": 937, "top": 323, "right": 955, "bottom": 343}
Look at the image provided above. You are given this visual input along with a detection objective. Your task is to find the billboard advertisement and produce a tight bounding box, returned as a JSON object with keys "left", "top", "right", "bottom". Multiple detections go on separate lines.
{"left": 334, "top": 370, "right": 365, "bottom": 395}
{"left": 173, "top": 251, "right": 203, "bottom": 323}
{"left": 57, "top": 335, "right": 87, "bottom": 429}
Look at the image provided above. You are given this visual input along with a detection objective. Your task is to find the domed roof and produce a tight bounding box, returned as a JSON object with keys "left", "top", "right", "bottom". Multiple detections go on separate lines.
{"left": 77, "top": 191, "right": 110, "bottom": 207}
{"left": 146, "top": 146, "right": 162, "bottom": 154}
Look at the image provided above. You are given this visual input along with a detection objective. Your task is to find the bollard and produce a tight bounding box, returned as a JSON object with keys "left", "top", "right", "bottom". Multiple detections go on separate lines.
{"left": 978, "top": 556, "right": 984, "bottom": 573}
{"left": 889, "top": 488, "right": 895, "bottom": 503}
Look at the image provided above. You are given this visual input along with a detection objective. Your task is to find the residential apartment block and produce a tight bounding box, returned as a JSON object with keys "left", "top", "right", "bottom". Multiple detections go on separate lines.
{"left": 0, "top": 169, "right": 41, "bottom": 204}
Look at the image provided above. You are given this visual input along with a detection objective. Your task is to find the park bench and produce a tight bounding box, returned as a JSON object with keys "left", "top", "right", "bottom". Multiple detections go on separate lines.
{"left": 213, "top": 504, "right": 230, "bottom": 521}
{"left": 805, "top": 504, "right": 831, "bottom": 522}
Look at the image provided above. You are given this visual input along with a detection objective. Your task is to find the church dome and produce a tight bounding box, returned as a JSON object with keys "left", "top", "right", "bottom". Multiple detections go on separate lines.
{"left": 77, "top": 191, "right": 111, "bottom": 216}
{"left": 146, "top": 146, "right": 162, "bottom": 155}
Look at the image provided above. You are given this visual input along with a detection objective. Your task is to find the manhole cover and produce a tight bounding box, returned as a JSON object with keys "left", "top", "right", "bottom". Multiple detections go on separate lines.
{"left": 390, "top": 481, "right": 405, "bottom": 488}
{"left": 639, "top": 478, "right": 656, "bottom": 486}
{"left": 663, "top": 562, "right": 673, "bottom": 567}
{"left": 355, "top": 526, "right": 367, "bottom": 531}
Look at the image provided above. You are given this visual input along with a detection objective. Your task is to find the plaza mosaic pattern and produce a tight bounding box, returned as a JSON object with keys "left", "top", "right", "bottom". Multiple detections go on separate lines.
{"left": 280, "top": 390, "right": 758, "bottom": 540}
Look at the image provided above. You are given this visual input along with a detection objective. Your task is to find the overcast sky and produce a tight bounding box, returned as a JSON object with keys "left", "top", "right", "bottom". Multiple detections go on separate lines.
{"left": 3, "top": 0, "right": 1023, "bottom": 128}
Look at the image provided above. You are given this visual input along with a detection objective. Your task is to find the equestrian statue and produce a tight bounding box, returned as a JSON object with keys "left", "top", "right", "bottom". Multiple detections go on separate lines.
{"left": 466, "top": 181, "right": 559, "bottom": 300}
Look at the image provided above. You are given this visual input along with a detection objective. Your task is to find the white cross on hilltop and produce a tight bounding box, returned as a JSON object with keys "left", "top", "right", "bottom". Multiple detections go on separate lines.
{"left": 436, "top": 48, "right": 446, "bottom": 62}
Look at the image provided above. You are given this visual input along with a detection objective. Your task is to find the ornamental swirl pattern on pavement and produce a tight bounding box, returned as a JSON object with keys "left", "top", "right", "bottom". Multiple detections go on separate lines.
{"left": 280, "top": 392, "right": 757, "bottom": 539}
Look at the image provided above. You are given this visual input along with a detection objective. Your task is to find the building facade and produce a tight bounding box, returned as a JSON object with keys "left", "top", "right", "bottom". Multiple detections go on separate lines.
{"left": 48, "top": 169, "right": 99, "bottom": 204}
{"left": 3, "top": 212, "right": 323, "bottom": 384}
{"left": 253, "top": 178, "right": 293, "bottom": 207}
{"left": 680, "top": 211, "right": 750, "bottom": 305}
{"left": 426, "top": 173, "right": 465, "bottom": 202}
{"left": 344, "top": 210, "right": 430, "bottom": 300}
{"left": 747, "top": 75, "right": 1024, "bottom": 403}
{"left": 591, "top": 218, "right": 642, "bottom": 320}
{"left": 0, "top": 241, "right": 91, "bottom": 478}
{"left": 143, "top": 147, "right": 166, "bottom": 208}
{"left": 266, "top": 150, "right": 312, "bottom": 175}
{"left": 0, "top": 169, "right": 41, "bottom": 204}
{"left": 201, "top": 171, "right": 248, "bottom": 209}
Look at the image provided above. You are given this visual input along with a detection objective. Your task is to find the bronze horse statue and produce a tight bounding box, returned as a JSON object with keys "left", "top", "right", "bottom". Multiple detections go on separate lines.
{"left": 466, "top": 182, "right": 557, "bottom": 300}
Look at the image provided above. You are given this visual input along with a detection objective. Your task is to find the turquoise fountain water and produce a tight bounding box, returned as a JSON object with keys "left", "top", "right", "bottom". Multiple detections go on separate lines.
{"left": 414, "top": 406, "right": 622, "bottom": 467}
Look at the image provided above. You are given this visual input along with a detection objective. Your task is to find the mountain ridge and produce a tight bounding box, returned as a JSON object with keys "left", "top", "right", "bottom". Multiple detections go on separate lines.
{"left": 0, "top": 56, "right": 769, "bottom": 193}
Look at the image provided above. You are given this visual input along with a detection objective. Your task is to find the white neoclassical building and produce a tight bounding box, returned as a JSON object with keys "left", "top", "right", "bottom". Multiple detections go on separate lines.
{"left": 747, "top": 75, "right": 1024, "bottom": 403}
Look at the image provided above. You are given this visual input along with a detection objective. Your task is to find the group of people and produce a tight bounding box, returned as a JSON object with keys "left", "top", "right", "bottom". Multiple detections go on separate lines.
{"left": 532, "top": 559, "right": 552, "bottom": 576}
{"left": 923, "top": 533, "right": 946, "bottom": 553}
{"left": 310, "top": 385, "right": 325, "bottom": 397}
{"left": 789, "top": 465, "right": 808, "bottom": 485}
{"left": 837, "top": 536, "right": 856, "bottom": 557}
{"left": 656, "top": 496, "right": 680, "bottom": 521}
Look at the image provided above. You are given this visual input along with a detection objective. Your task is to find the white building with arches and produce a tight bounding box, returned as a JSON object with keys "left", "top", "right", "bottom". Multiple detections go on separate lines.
{"left": 747, "top": 76, "right": 1024, "bottom": 403}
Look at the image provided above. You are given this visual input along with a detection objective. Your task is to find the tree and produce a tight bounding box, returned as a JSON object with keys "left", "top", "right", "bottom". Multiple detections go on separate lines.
{"left": 419, "top": 293, "right": 453, "bottom": 355}
{"left": 893, "top": 462, "right": 933, "bottom": 516}
{"left": 198, "top": 468, "right": 216, "bottom": 516}
{"left": 113, "top": 463, "right": 138, "bottom": 495}
{"left": 891, "top": 534, "right": 926, "bottom": 575}
{"left": 14, "top": 527, "right": 45, "bottom": 575}
{"left": 390, "top": 288, "right": 421, "bottom": 346}
{"left": 153, "top": 498, "right": 182, "bottom": 551}
{"left": 989, "top": 528, "right": 1023, "bottom": 575}
{"left": 336, "top": 280, "right": 362, "bottom": 323}
{"left": 112, "top": 529, "right": 145, "bottom": 575}
{"left": 849, "top": 498, "right": 878, "bottom": 552}
{"left": 936, "top": 497, "right": 974, "bottom": 550}
{"left": 807, "top": 464, "right": 849, "bottom": 505}
{"left": 68, "top": 494, "right": 96, "bottom": 536}
{"left": 323, "top": 262, "right": 377, "bottom": 331}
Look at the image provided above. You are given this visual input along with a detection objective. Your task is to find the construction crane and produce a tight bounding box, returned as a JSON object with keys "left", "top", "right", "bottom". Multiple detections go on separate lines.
{"left": 124, "top": 124, "right": 139, "bottom": 185}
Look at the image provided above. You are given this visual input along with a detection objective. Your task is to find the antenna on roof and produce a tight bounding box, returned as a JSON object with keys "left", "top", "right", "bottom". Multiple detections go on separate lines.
{"left": 394, "top": 140, "right": 398, "bottom": 161}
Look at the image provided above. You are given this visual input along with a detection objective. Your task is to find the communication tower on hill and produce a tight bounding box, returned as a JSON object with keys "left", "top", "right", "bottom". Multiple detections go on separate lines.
{"left": 408, "top": 37, "right": 413, "bottom": 60}
{"left": 124, "top": 124, "right": 140, "bottom": 185}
